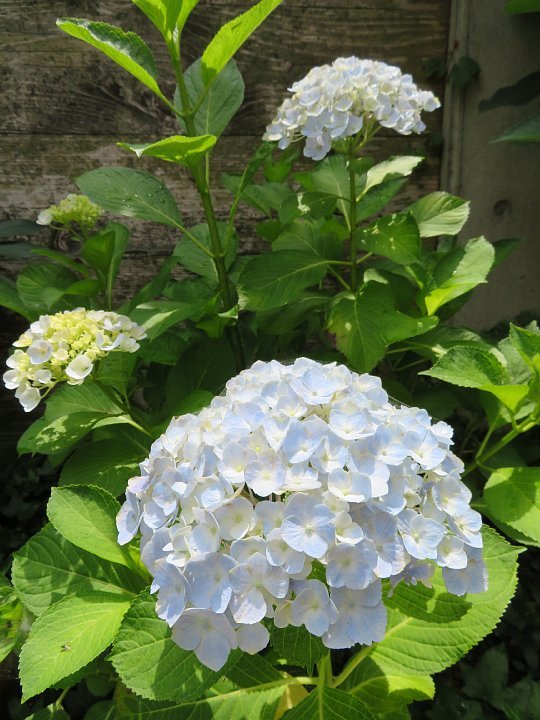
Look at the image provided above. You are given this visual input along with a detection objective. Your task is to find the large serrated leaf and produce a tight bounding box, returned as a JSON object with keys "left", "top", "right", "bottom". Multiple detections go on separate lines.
{"left": 57, "top": 19, "right": 167, "bottom": 102}
{"left": 420, "top": 236, "right": 495, "bottom": 314}
{"left": 408, "top": 192, "right": 470, "bottom": 237}
{"left": 343, "top": 528, "right": 520, "bottom": 686}
{"left": 110, "top": 592, "right": 223, "bottom": 702}
{"left": 179, "top": 58, "right": 245, "bottom": 138}
{"left": 284, "top": 685, "right": 375, "bottom": 720}
{"left": 19, "top": 592, "right": 131, "bottom": 701}
{"left": 11, "top": 524, "right": 143, "bottom": 616}
{"left": 47, "top": 486, "right": 131, "bottom": 567}
{"left": 77, "top": 167, "right": 182, "bottom": 228}
{"left": 60, "top": 433, "right": 150, "bottom": 496}
{"left": 271, "top": 624, "right": 325, "bottom": 671}
{"left": 201, "top": 0, "right": 284, "bottom": 85}
{"left": 115, "top": 685, "right": 285, "bottom": 719}
{"left": 420, "top": 345, "right": 529, "bottom": 412}
{"left": 484, "top": 467, "right": 540, "bottom": 544}
{"left": 237, "top": 251, "right": 328, "bottom": 311}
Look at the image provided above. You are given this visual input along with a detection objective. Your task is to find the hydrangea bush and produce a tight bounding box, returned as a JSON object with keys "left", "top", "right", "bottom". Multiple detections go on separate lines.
{"left": 0, "top": 1, "right": 537, "bottom": 718}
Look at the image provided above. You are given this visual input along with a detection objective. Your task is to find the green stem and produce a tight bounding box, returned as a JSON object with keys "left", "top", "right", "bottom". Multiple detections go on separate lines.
{"left": 463, "top": 416, "right": 538, "bottom": 478}
{"left": 168, "top": 40, "right": 245, "bottom": 371}
{"left": 54, "top": 686, "right": 70, "bottom": 711}
{"left": 348, "top": 150, "right": 358, "bottom": 290}
{"left": 332, "top": 646, "right": 371, "bottom": 688}
{"left": 328, "top": 266, "right": 351, "bottom": 291}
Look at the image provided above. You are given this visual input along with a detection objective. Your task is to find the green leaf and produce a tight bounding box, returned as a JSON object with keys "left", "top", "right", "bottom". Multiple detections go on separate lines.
{"left": 309, "top": 155, "right": 352, "bottom": 219}
{"left": 201, "top": 0, "right": 284, "bottom": 85}
{"left": 82, "top": 222, "right": 129, "bottom": 296}
{"left": 484, "top": 467, "right": 540, "bottom": 544}
{"left": 448, "top": 56, "right": 480, "bottom": 87}
{"left": 357, "top": 213, "right": 422, "bottom": 265}
{"left": 222, "top": 176, "right": 294, "bottom": 216}
{"left": 124, "top": 254, "right": 179, "bottom": 312}
{"left": 345, "top": 659, "right": 435, "bottom": 712}
{"left": 47, "top": 485, "right": 130, "bottom": 566}
{"left": 119, "top": 135, "right": 217, "bottom": 167}
{"left": 363, "top": 156, "right": 423, "bottom": 191}
{"left": 284, "top": 685, "right": 375, "bottom": 720}
{"left": 19, "top": 592, "right": 132, "bottom": 701}
{"left": 226, "top": 653, "right": 283, "bottom": 687}
{"left": 110, "top": 591, "right": 223, "bottom": 702}
{"left": 495, "top": 113, "right": 540, "bottom": 143}
{"left": 509, "top": 322, "right": 540, "bottom": 370}
{"left": 138, "top": 332, "right": 186, "bottom": 366}
{"left": 420, "top": 345, "right": 529, "bottom": 412}
{"left": 0, "top": 273, "right": 31, "bottom": 318}
{"left": 20, "top": 706, "right": 69, "bottom": 720}
{"left": 96, "top": 352, "right": 137, "bottom": 393}
{"left": 0, "top": 574, "right": 23, "bottom": 663}
{"left": 343, "top": 528, "right": 520, "bottom": 683}
{"left": 505, "top": 0, "right": 540, "bottom": 13}
{"left": 60, "top": 433, "right": 149, "bottom": 496}
{"left": 356, "top": 178, "right": 407, "bottom": 223}
{"left": 173, "top": 222, "right": 237, "bottom": 280}
{"left": 181, "top": 58, "right": 245, "bottom": 137}
{"left": 260, "top": 291, "right": 329, "bottom": 335}
{"left": 273, "top": 219, "right": 343, "bottom": 260}
{"left": 132, "top": 277, "right": 216, "bottom": 339}
{"left": 328, "top": 284, "right": 437, "bottom": 373}
{"left": 270, "top": 624, "right": 325, "bottom": 671}
{"left": 420, "top": 236, "right": 495, "bottom": 314}
{"left": 56, "top": 19, "right": 167, "bottom": 102}
{"left": 31, "top": 247, "right": 90, "bottom": 276}
{"left": 237, "top": 251, "right": 328, "bottom": 311}
{"left": 17, "top": 263, "right": 78, "bottom": 313}
{"left": 131, "top": 0, "right": 197, "bottom": 39}
{"left": 77, "top": 167, "right": 181, "bottom": 227}
{"left": 409, "top": 192, "right": 470, "bottom": 237}
{"left": 117, "top": 686, "right": 284, "bottom": 720}
{"left": 11, "top": 524, "right": 143, "bottom": 616}
{"left": 18, "top": 383, "right": 124, "bottom": 455}
{"left": 165, "top": 339, "right": 235, "bottom": 413}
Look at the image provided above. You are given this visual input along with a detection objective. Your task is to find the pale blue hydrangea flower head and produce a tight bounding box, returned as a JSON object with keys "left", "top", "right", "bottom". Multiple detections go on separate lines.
{"left": 264, "top": 57, "right": 441, "bottom": 160}
{"left": 117, "top": 358, "right": 486, "bottom": 670}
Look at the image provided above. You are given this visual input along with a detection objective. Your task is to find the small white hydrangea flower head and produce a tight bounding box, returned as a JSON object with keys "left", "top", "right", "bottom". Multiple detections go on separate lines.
{"left": 36, "top": 193, "right": 103, "bottom": 229}
{"left": 117, "top": 357, "right": 486, "bottom": 671}
{"left": 264, "top": 57, "right": 441, "bottom": 160}
{"left": 4, "top": 308, "right": 145, "bottom": 411}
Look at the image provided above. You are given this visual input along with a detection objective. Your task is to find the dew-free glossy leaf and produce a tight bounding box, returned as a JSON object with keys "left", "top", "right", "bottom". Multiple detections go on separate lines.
{"left": 77, "top": 168, "right": 181, "bottom": 227}
{"left": 57, "top": 19, "right": 167, "bottom": 102}
{"left": 484, "top": 467, "right": 540, "bottom": 544}
{"left": 110, "top": 592, "right": 222, "bottom": 702}
{"left": 17, "top": 263, "right": 77, "bottom": 313}
{"left": 119, "top": 135, "right": 217, "bottom": 167}
{"left": 408, "top": 192, "right": 470, "bottom": 237}
{"left": 237, "top": 251, "right": 328, "bottom": 311}
{"left": 284, "top": 685, "right": 375, "bottom": 720}
{"left": 20, "top": 592, "right": 131, "bottom": 701}
{"left": 47, "top": 486, "right": 130, "bottom": 566}
{"left": 270, "top": 624, "right": 325, "bottom": 671}
{"left": 343, "top": 528, "right": 520, "bottom": 683}
{"left": 180, "top": 58, "right": 245, "bottom": 137}
{"left": 201, "top": 0, "right": 284, "bottom": 84}
{"left": 420, "top": 236, "right": 495, "bottom": 314}
{"left": 11, "top": 524, "right": 143, "bottom": 616}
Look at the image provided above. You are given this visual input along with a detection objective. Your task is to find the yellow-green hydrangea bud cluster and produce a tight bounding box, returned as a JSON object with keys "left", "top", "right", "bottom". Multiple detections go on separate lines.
{"left": 36, "top": 194, "right": 103, "bottom": 230}
{"left": 3, "top": 308, "right": 146, "bottom": 412}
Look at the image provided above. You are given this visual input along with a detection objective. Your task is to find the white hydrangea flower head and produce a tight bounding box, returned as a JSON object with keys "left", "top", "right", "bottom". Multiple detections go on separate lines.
{"left": 117, "top": 358, "right": 486, "bottom": 670}
{"left": 4, "top": 308, "right": 146, "bottom": 411}
{"left": 36, "top": 193, "right": 103, "bottom": 229}
{"left": 264, "top": 57, "right": 441, "bottom": 160}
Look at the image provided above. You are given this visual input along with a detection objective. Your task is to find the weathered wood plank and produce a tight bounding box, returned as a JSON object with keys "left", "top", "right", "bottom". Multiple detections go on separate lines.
{"left": 0, "top": 1, "right": 448, "bottom": 137}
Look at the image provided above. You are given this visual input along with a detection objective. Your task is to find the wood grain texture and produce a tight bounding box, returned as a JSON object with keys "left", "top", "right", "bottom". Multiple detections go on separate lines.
{"left": 0, "top": 0, "right": 450, "bottom": 439}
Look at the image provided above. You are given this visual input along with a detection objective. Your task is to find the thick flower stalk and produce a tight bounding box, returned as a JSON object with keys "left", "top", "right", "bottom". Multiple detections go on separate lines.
{"left": 36, "top": 193, "right": 103, "bottom": 230}
{"left": 117, "top": 358, "right": 486, "bottom": 671}
{"left": 264, "top": 57, "right": 440, "bottom": 160}
{"left": 4, "top": 308, "right": 146, "bottom": 411}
